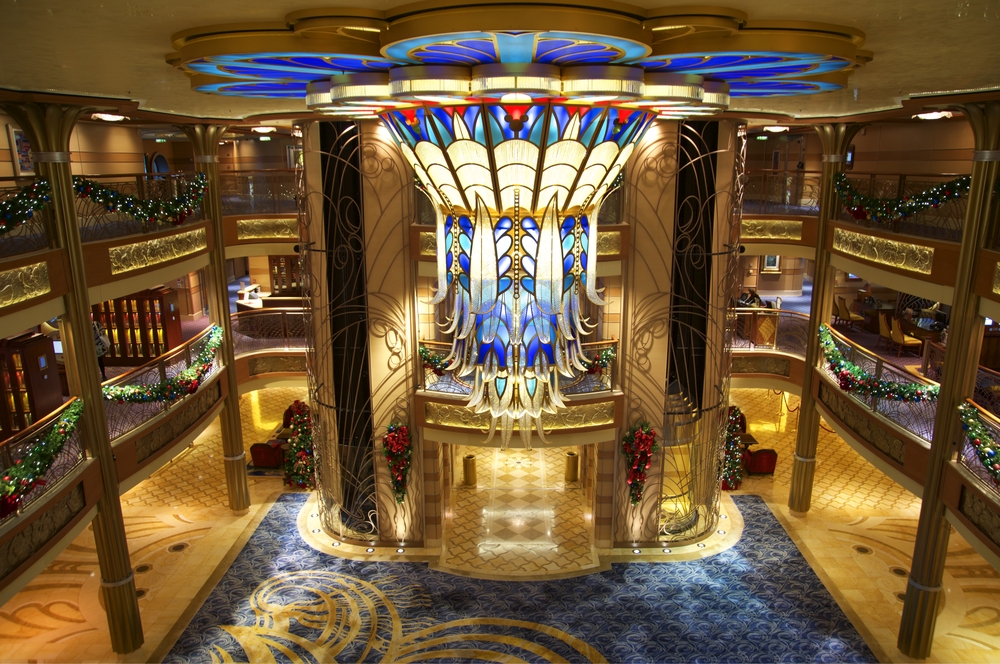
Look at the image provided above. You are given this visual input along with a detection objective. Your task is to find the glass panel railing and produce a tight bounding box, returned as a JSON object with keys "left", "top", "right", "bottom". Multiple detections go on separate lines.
{"left": 732, "top": 308, "right": 809, "bottom": 356}
{"left": 230, "top": 309, "right": 308, "bottom": 356}
{"left": 0, "top": 399, "right": 84, "bottom": 526}
{"left": 103, "top": 326, "right": 221, "bottom": 442}
{"left": 218, "top": 170, "right": 297, "bottom": 215}
{"left": 742, "top": 170, "right": 822, "bottom": 216}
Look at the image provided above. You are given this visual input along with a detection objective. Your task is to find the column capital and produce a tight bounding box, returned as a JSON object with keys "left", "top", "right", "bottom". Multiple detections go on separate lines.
{"left": 179, "top": 124, "right": 230, "bottom": 159}
{"left": 0, "top": 102, "right": 87, "bottom": 155}
{"left": 954, "top": 101, "right": 1000, "bottom": 151}
{"left": 813, "top": 122, "right": 866, "bottom": 160}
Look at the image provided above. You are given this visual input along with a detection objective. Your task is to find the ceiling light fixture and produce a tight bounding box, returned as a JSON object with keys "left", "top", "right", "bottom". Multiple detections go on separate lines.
{"left": 561, "top": 65, "right": 644, "bottom": 99}
{"left": 763, "top": 126, "right": 790, "bottom": 133}
{"left": 251, "top": 126, "right": 277, "bottom": 134}
{"left": 470, "top": 63, "right": 561, "bottom": 98}
{"left": 389, "top": 65, "right": 471, "bottom": 100}
{"left": 92, "top": 112, "right": 128, "bottom": 122}
{"left": 913, "top": 111, "right": 953, "bottom": 120}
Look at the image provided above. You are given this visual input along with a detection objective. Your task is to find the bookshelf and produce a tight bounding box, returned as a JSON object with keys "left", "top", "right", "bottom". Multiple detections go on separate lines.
{"left": 0, "top": 333, "right": 62, "bottom": 441}
{"left": 269, "top": 255, "right": 301, "bottom": 297}
{"left": 92, "top": 287, "right": 182, "bottom": 366}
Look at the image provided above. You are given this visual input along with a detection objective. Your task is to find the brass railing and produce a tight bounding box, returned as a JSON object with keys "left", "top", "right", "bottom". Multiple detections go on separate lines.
{"left": 742, "top": 169, "right": 822, "bottom": 216}
{"left": 219, "top": 169, "right": 297, "bottom": 215}
{"left": 103, "top": 326, "right": 220, "bottom": 442}
{"left": 0, "top": 398, "right": 85, "bottom": 526}
{"left": 230, "top": 308, "right": 308, "bottom": 355}
{"left": 958, "top": 400, "right": 1000, "bottom": 502}
{"left": 821, "top": 325, "right": 939, "bottom": 442}
{"left": 925, "top": 340, "right": 1000, "bottom": 424}
{"left": 732, "top": 308, "right": 809, "bottom": 356}
{"left": 417, "top": 338, "right": 619, "bottom": 396}
{"left": 75, "top": 172, "right": 206, "bottom": 242}
{"left": 0, "top": 183, "right": 50, "bottom": 258}
{"left": 835, "top": 173, "right": 967, "bottom": 241}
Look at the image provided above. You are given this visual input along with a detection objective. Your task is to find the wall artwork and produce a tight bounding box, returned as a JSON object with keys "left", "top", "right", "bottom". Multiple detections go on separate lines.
{"left": 6, "top": 125, "right": 34, "bottom": 176}
{"left": 761, "top": 255, "right": 781, "bottom": 273}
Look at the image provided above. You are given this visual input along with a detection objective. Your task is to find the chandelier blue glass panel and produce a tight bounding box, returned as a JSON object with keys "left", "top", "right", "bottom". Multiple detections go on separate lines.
{"left": 382, "top": 101, "right": 654, "bottom": 447}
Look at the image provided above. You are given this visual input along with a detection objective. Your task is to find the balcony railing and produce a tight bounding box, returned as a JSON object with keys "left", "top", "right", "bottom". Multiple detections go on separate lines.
{"left": 732, "top": 308, "right": 809, "bottom": 356}
{"left": 0, "top": 183, "right": 50, "bottom": 258}
{"left": 230, "top": 309, "right": 308, "bottom": 355}
{"left": 103, "top": 326, "right": 221, "bottom": 442}
{"left": 835, "top": 173, "right": 967, "bottom": 242}
{"left": 418, "top": 338, "right": 619, "bottom": 396}
{"left": 219, "top": 170, "right": 297, "bottom": 216}
{"left": 821, "top": 326, "right": 938, "bottom": 442}
{"left": 958, "top": 401, "right": 1000, "bottom": 503}
{"left": 0, "top": 399, "right": 85, "bottom": 526}
{"left": 925, "top": 340, "right": 1000, "bottom": 425}
{"left": 743, "top": 169, "right": 822, "bottom": 216}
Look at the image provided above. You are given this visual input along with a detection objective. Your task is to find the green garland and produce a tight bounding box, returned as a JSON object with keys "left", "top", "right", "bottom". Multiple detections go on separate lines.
{"left": 419, "top": 345, "right": 450, "bottom": 376}
{"left": 958, "top": 403, "right": 1000, "bottom": 487}
{"left": 284, "top": 400, "right": 316, "bottom": 490}
{"left": 834, "top": 172, "right": 970, "bottom": 224}
{"left": 721, "top": 406, "right": 744, "bottom": 491}
{"left": 0, "top": 180, "right": 52, "bottom": 236}
{"left": 102, "top": 326, "right": 223, "bottom": 403}
{"left": 1, "top": 400, "right": 84, "bottom": 514}
{"left": 0, "top": 173, "right": 207, "bottom": 239}
{"left": 584, "top": 346, "right": 616, "bottom": 374}
{"left": 819, "top": 324, "right": 939, "bottom": 402}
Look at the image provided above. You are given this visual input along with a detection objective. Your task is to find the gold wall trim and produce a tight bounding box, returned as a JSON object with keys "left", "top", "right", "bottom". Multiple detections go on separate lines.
{"left": 109, "top": 228, "right": 208, "bottom": 276}
{"left": 832, "top": 228, "right": 933, "bottom": 275}
{"left": 425, "top": 399, "right": 615, "bottom": 430}
{"left": 236, "top": 217, "right": 298, "bottom": 241}
{"left": 0, "top": 261, "right": 50, "bottom": 309}
{"left": 992, "top": 262, "right": 1000, "bottom": 296}
{"left": 596, "top": 231, "right": 622, "bottom": 256}
{"left": 741, "top": 219, "right": 803, "bottom": 241}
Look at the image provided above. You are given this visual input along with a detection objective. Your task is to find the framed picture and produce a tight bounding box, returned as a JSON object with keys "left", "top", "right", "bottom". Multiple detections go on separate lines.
{"left": 6, "top": 124, "right": 34, "bottom": 176}
{"left": 761, "top": 255, "right": 781, "bottom": 273}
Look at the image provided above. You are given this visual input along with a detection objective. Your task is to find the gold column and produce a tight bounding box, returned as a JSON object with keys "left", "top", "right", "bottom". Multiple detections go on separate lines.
{"left": 787, "top": 123, "right": 864, "bottom": 512}
{"left": 0, "top": 102, "right": 143, "bottom": 653}
{"left": 181, "top": 124, "right": 251, "bottom": 513}
{"left": 898, "top": 102, "right": 1000, "bottom": 658}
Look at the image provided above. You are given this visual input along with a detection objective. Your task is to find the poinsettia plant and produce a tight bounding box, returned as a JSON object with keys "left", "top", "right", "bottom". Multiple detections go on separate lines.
{"left": 283, "top": 400, "right": 315, "bottom": 490}
{"left": 584, "top": 346, "right": 616, "bottom": 375}
{"left": 621, "top": 421, "right": 658, "bottom": 506}
{"left": 382, "top": 423, "right": 412, "bottom": 503}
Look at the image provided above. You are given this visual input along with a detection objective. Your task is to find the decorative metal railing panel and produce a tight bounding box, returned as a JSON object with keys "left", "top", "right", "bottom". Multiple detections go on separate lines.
{"left": 835, "top": 174, "right": 966, "bottom": 241}
{"left": 0, "top": 400, "right": 85, "bottom": 527}
{"left": 231, "top": 309, "right": 308, "bottom": 356}
{"left": 103, "top": 327, "right": 220, "bottom": 442}
{"left": 0, "top": 185, "right": 50, "bottom": 258}
{"left": 959, "top": 403, "right": 1000, "bottom": 503}
{"left": 731, "top": 309, "right": 809, "bottom": 356}
{"left": 76, "top": 173, "right": 206, "bottom": 242}
{"left": 742, "top": 170, "right": 821, "bottom": 216}
{"left": 820, "top": 329, "right": 938, "bottom": 442}
{"left": 219, "top": 171, "right": 297, "bottom": 215}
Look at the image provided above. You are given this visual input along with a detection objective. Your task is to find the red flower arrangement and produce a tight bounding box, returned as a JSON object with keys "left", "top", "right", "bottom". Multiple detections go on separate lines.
{"left": 621, "top": 421, "right": 658, "bottom": 506}
{"left": 382, "top": 423, "right": 412, "bottom": 503}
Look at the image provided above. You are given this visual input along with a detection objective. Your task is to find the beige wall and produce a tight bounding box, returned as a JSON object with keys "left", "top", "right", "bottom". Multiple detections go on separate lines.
{"left": 219, "top": 136, "right": 295, "bottom": 172}
{"left": 142, "top": 139, "right": 194, "bottom": 172}
{"left": 247, "top": 256, "right": 270, "bottom": 292}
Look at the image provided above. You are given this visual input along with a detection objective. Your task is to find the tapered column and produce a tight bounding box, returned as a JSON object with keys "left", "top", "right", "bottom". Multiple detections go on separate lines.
{"left": 0, "top": 102, "right": 143, "bottom": 653}
{"left": 898, "top": 102, "right": 1000, "bottom": 658}
{"left": 788, "top": 123, "right": 864, "bottom": 512}
{"left": 182, "top": 124, "right": 251, "bottom": 513}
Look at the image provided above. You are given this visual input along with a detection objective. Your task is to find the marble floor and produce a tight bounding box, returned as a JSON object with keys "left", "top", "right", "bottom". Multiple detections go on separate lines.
{"left": 1, "top": 387, "right": 999, "bottom": 662}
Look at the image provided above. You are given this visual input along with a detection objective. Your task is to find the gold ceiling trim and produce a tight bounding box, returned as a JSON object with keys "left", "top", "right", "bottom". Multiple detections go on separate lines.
{"left": 109, "top": 228, "right": 208, "bottom": 276}
{"left": 425, "top": 399, "right": 616, "bottom": 431}
{"left": 416, "top": 228, "right": 620, "bottom": 258}
{"left": 0, "top": 262, "right": 50, "bottom": 309}
{"left": 832, "top": 228, "right": 933, "bottom": 275}
{"left": 741, "top": 219, "right": 803, "bottom": 241}
{"left": 236, "top": 218, "right": 298, "bottom": 241}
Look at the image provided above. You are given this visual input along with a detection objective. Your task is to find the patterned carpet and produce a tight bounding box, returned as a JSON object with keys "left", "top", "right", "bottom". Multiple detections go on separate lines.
{"left": 165, "top": 494, "right": 875, "bottom": 663}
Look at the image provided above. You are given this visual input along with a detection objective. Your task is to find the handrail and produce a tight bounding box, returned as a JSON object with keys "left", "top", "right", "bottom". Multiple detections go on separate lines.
{"left": 0, "top": 398, "right": 85, "bottom": 525}
{"left": 958, "top": 399, "right": 1000, "bottom": 501}
{"left": 230, "top": 308, "right": 308, "bottom": 356}
{"left": 732, "top": 308, "right": 810, "bottom": 357}
{"left": 102, "top": 326, "right": 220, "bottom": 442}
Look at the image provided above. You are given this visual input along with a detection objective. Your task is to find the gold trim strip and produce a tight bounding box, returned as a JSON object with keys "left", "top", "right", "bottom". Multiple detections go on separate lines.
{"left": 831, "top": 228, "right": 933, "bottom": 275}
{"left": 109, "top": 228, "right": 208, "bottom": 276}
{"left": 741, "top": 219, "right": 803, "bottom": 241}
{"left": 236, "top": 217, "right": 298, "bottom": 241}
{"left": 0, "top": 261, "right": 51, "bottom": 309}
{"left": 425, "top": 400, "right": 615, "bottom": 430}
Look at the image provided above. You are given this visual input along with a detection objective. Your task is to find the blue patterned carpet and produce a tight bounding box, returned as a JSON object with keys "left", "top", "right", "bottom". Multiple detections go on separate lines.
{"left": 166, "top": 494, "right": 875, "bottom": 663}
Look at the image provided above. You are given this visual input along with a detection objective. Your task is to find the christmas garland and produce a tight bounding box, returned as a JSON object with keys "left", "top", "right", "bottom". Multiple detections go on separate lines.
{"left": 958, "top": 403, "right": 1000, "bottom": 487}
{"left": 74, "top": 172, "right": 208, "bottom": 226}
{"left": 621, "top": 421, "right": 658, "bottom": 505}
{"left": 584, "top": 346, "right": 616, "bottom": 375}
{"left": 721, "top": 406, "right": 744, "bottom": 491}
{"left": 382, "top": 423, "right": 412, "bottom": 503}
{"left": 819, "top": 324, "right": 939, "bottom": 402}
{"left": 418, "top": 345, "right": 450, "bottom": 376}
{"left": 0, "top": 180, "right": 52, "bottom": 237}
{"left": 283, "top": 400, "right": 316, "bottom": 489}
{"left": 0, "top": 172, "right": 208, "bottom": 239}
{"left": 102, "top": 325, "right": 223, "bottom": 403}
{"left": 835, "top": 172, "right": 970, "bottom": 224}
{"left": 1, "top": 400, "right": 84, "bottom": 516}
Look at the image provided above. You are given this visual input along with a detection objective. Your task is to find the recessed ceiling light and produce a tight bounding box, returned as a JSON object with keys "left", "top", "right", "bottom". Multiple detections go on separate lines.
{"left": 718, "top": 530, "right": 726, "bottom": 535}
{"left": 697, "top": 543, "right": 706, "bottom": 548}
{"left": 332, "top": 541, "right": 340, "bottom": 547}
{"left": 92, "top": 113, "right": 128, "bottom": 122}
{"left": 720, "top": 514, "right": 727, "bottom": 519}
{"left": 366, "top": 547, "right": 375, "bottom": 553}
{"left": 251, "top": 126, "right": 277, "bottom": 133}
{"left": 311, "top": 528, "right": 320, "bottom": 533}
{"left": 763, "top": 126, "right": 789, "bottom": 133}
{"left": 913, "top": 111, "right": 953, "bottom": 120}
{"left": 396, "top": 548, "right": 405, "bottom": 554}
{"left": 662, "top": 548, "right": 671, "bottom": 554}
